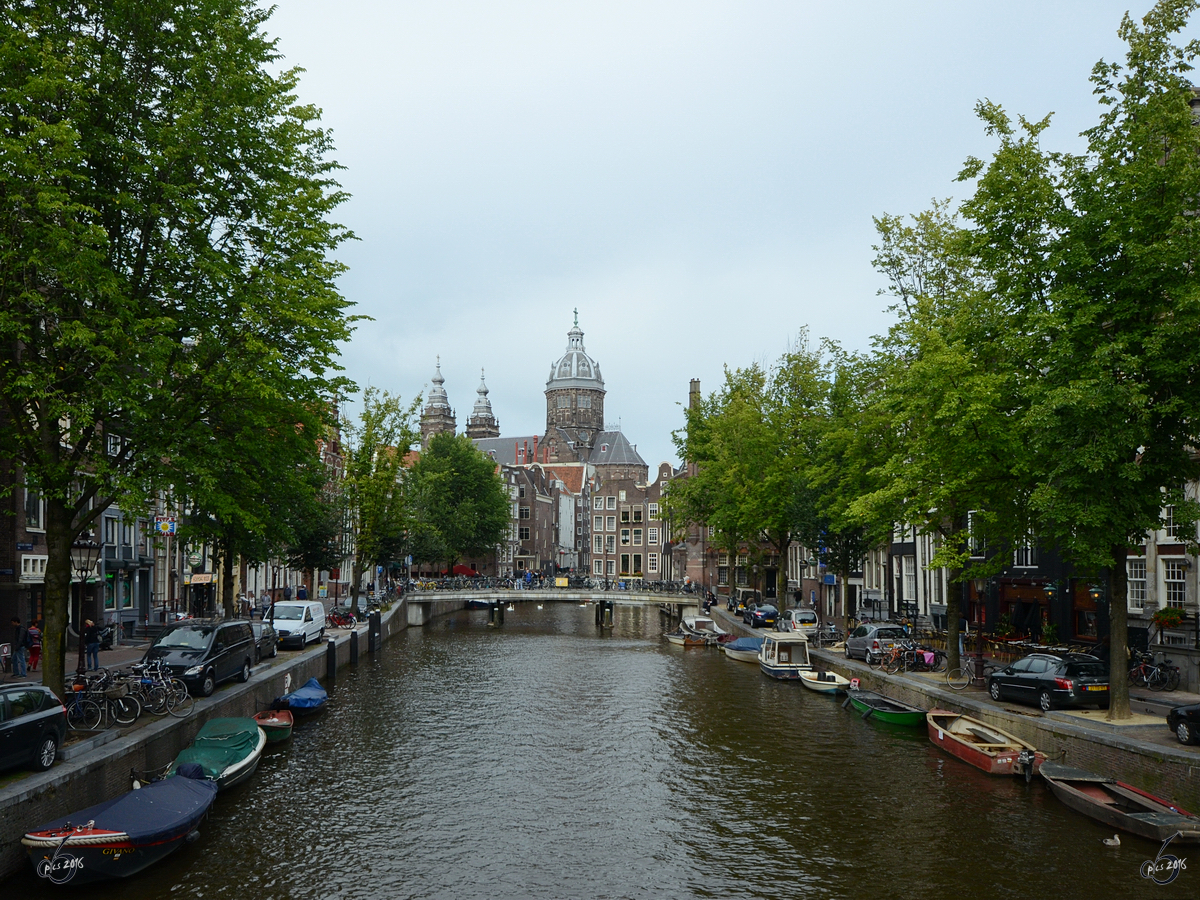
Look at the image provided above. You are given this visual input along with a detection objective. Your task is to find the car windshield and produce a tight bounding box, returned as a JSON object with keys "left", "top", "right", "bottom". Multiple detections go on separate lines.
{"left": 1065, "top": 662, "right": 1106, "bottom": 677}
{"left": 272, "top": 606, "right": 305, "bottom": 620}
{"left": 154, "top": 627, "right": 213, "bottom": 650}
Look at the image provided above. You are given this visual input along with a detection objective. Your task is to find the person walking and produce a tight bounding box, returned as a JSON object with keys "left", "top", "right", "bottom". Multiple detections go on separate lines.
{"left": 260, "top": 590, "right": 271, "bottom": 619}
{"left": 27, "top": 619, "right": 42, "bottom": 671}
{"left": 84, "top": 619, "right": 101, "bottom": 672}
{"left": 10, "top": 617, "right": 28, "bottom": 678}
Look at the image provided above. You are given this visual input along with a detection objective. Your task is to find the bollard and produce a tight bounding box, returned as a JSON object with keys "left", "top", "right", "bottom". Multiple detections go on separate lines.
{"left": 350, "top": 629, "right": 359, "bottom": 665}
{"left": 370, "top": 611, "right": 381, "bottom": 652}
{"left": 498, "top": 602, "right": 505, "bottom": 625}
{"left": 595, "top": 601, "right": 602, "bottom": 626}
{"left": 326, "top": 636, "right": 337, "bottom": 680}
{"left": 604, "top": 601, "right": 613, "bottom": 627}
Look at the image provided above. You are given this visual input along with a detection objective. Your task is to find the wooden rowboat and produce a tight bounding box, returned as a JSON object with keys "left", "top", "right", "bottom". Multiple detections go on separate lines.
{"left": 664, "top": 629, "right": 707, "bottom": 647}
{"left": 926, "top": 710, "right": 1044, "bottom": 777}
{"left": 799, "top": 670, "right": 851, "bottom": 693}
{"left": 845, "top": 691, "right": 926, "bottom": 726}
{"left": 253, "top": 709, "right": 294, "bottom": 743}
{"left": 1040, "top": 762, "right": 1200, "bottom": 843}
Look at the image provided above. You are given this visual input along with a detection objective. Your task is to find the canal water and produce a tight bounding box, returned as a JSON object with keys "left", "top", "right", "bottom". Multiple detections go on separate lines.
{"left": 10, "top": 604, "right": 1195, "bottom": 898}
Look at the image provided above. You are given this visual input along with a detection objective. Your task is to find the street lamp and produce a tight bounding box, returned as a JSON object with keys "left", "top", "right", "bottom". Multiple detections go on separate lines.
{"left": 71, "top": 538, "right": 101, "bottom": 677}
{"left": 971, "top": 576, "right": 988, "bottom": 685}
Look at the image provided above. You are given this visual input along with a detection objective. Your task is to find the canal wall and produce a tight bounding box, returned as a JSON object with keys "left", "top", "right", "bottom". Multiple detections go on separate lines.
{"left": 0, "top": 601, "right": 412, "bottom": 882}
{"left": 811, "top": 649, "right": 1200, "bottom": 812}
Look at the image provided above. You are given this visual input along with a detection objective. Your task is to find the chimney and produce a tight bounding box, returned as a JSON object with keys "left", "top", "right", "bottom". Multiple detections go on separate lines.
{"left": 532, "top": 435, "right": 538, "bottom": 462}
{"left": 689, "top": 379, "right": 701, "bottom": 409}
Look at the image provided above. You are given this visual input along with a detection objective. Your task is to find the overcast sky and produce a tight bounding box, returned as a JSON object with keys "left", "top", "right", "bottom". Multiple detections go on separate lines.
{"left": 266, "top": 1, "right": 1193, "bottom": 468}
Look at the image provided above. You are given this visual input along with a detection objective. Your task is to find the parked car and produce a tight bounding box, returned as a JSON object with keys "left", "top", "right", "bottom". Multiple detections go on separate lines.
{"left": 748, "top": 604, "right": 779, "bottom": 629}
{"left": 144, "top": 619, "right": 256, "bottom": 698}
{"left": 1167, "top": 702, "right": 1200, "bottom": 745}
{"left": 742, "top": 603, "right": 759, "bottom": 624}
{"left": 777, "top": 608, "right": 819, "bottom": 636}
{"left": 727, "top": 588, "right": 761, "bottom": 615}
{"left": 250, "top": 620, "right": 278, "bottom": 663}
{"left": 0, "top": 683, "right": 66, "bottom": 773}
{"left": 844, "top": 624, "right": 907, "bottom": 661}
{"left": 987, "top": 653, "right": 1109, "bottom": 711}
{"left": 269, "top": 600, "right": 326, "bottom": 650}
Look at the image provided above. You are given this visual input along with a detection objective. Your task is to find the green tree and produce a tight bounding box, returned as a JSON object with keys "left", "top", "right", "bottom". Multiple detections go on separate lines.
{"left": 0, "top": 1, "right": 354, "bottom": 696}
{"left": 407, "top": 433, "right": 510, "bottom": 571}
{"left": 344, "top": 388, "right": 420, "bottom": 606}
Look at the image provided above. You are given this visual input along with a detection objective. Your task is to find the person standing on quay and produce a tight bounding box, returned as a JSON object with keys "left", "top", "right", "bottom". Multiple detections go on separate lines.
{"left": 84, "top": 619, "right": 101, "bottom": 672}
{"left": 10, "top": 617, "right": 28, "bottom": 678}
{"left": 27, "top": 618, "right": 42, "bottom": 671}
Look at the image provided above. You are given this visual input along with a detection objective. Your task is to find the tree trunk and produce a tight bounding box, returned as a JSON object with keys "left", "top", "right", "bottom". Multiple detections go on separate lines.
{"left": 946, "top": 565, "right": 963, "bottom": 674}
{"left": 1108, "top": 544, "right": 1130, "bottom": 720}
{"left": 351, "top": 552, "right": 362, "bottom": 609}
{"left": 42, "top": 497, "right": 78, "bottom": 699}
{"left": 221, "top": 537, "right": 235, "bottom": 619}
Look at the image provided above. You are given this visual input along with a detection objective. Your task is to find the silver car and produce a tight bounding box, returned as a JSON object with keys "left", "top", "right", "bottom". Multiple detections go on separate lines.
{"left": 844, "top": 624, "right": 907, "bottom": 661}
{"left": 777, "top": 608, "right": 819, "bottom": 637}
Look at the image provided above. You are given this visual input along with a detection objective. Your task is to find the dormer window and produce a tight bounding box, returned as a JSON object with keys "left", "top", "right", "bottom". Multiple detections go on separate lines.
{"left": 600, "top": 443, "right": 609, "bottom": 453}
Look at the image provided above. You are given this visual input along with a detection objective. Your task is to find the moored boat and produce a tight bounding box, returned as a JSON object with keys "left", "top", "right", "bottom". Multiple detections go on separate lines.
{"left": 664, "top": 628, "right": 707, "bottom": 647}
{"left": 722, "top": 637, "right": 763, "bottom": 663}
{"left": 845, "top": 690, "right": 926, "bottom": 726}
{"left": 927, "top": 710, "right": 1043, "bottom": 777}
{"left": 169, "top": 718, "right": 267, "bottom": 790}
{"left": 274, "top": 676, "right": 328, "bottom": 716}
{"left": 253, "top": 709, "right": 294, "bottom": 743}
{"left": 681, "top": 615, "right": 727, "bottom": 638}
{"left": 1040, "top": 762, "right": 1200, "bottom": 843}
{"left": 799, "top": 670, "right": 851, "bottom": 693}
{"left": 22, "top": 773, "right": 218, "bottom": 885}
{"left": 758, "top": 632, "right": 812, "bottom": 680}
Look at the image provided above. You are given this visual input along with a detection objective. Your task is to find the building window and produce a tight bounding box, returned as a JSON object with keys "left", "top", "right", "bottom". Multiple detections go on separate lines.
{"left": 594, "top": 535, "right": 604, "bottom": 553}
{"left": 620, "top": 554, "right": 630, "bottom": 575}
{"left": 579, "top": 395, "right": 591, "bottom": 409}
{"left": 519, "top": 485, "right": 526, "bottom": 498}
{"left": 20, "top": 555, "right": 48, "bottom": 580}
{"left": 121, "top": 521, "right": 134, "bottom": 546}
{"left": 648, "top": 502, "right": 659, "bottom": 518}
{"left": 606, "top": 516, "right": 616, "bottom": 532}
{"left": 632, "top": 509, "right": 642, "bottom": 523}
{"left": 519, "top": 506, "right": 530, "bottom": 519}
{"left": 594, "top": 516, "right": 603, "bottom": 531}
{"left": 718, "top": 566, "right": 729, "bottom": 585}
{"left": 620, "top": 529, "right": 630, "bottom": 546}
{"left": 902, "top": 556, "right": 917, "bottom": 601}
{"left": 605, "top": 535, "right": 616, "bottom": 554}
{"left": 1128, "top": 558, "right": 1146, "bottom": 611}
{"left": 594, "top": 559, "right": 604, "bottom": 575}
{"left": 619, "top": 490, "right": 626, "bottom": 501}
{"left": 104, "top": 517, "right": 118, "bottom": 544}
{"left": 648, "top": 553, "right": 659, "bottom": 574}
{"left": 648, "top": 527, "right": 659, "bottom": 544}
{"left": 1164, "top": 559, "right": 1187, "bottom": 608}
{"left": 557, "top": 395, "right": 569, "bottom": 408}
{"left": 606, "top": 496, "right": 616, "bottom": 510}
{"left": 519, "top": 526, "right": 530, "bottom": 541}
{"left": 633, "top": 554, "right": 642, "bottom": 574}
{"left": 708, "top": 525, "right": 715, "bottom": 538}
{"left": 1164, "top": 506, "right": 1179, "bottom": 539}
{"left": 633, "top": 529, "right": 642, "bottom": 546}
{"left": 967, "top": 510, "right": 985, "bottom": 557}
{"left": 620, "top": 510, "right": 630, "bottom": 523}
{"left": 24, "top": 486, "right": 43, "bottom": 531}
{"left": 594, "top": 496, "right": 604, "bottom": 510}
{"left": 718, "top": 554, "right": 728, "bottom": 566}
{"left": 1013, "top": 537, "right": 1037, "bottom": 568}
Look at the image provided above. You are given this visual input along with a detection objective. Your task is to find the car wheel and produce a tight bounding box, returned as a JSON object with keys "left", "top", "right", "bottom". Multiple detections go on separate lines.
{"left": 34, "top": 734, "right": 57, "bottom": 771}
{"left": 199, "top": 670, "right": 216, "bottom": 698}
{"left": 988, "top": 680, "right": 1002, "bottom": 701}
{"left": 238, "top": 660, "right": 251, "bottom": 683}
{"left": 1039, "top": 689, "right": 1052, "bottom": 712}
{"left": 1177, "top": 721, "right": 1196, "bottom": 745}
{"left": 270, "top": 641, "right": 278, "bottom": 659}
{"left": 844, "top": 645, "right": 851, "bottom": 659}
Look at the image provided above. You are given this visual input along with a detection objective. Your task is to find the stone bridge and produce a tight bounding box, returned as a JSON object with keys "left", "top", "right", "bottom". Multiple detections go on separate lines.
{"left": 401, "top": 590, "right": 701, "bottom": 626}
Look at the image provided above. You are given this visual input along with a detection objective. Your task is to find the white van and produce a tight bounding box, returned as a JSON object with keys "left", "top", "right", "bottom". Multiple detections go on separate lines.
{"left": 270, "top": 600, "right": 326, "bottom": 650}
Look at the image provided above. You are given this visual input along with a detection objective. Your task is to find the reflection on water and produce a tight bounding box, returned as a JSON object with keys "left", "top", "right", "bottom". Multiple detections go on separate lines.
{"left": 8, "top": 603, "right": 1195, "bottom": 899}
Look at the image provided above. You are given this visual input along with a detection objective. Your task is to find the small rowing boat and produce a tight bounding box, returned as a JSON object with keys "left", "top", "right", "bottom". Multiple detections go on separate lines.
{"left": 927, "top": 710, "right": 1044, "bottom": 777}
{"left": 844, "top": 690, "right": 926, "bottom": 726}
{"left": 253, "top": 709, "right": 294, "bottom": 743}
{"left": 273, "top": 677, "right": 328, "bottom": 716}
{"left": 1040, "top": 762, "right": 1200, "bottom": 843}
{"left": 722, "top": 637, "right": 763, "bottom": 663}
{"left": 799, "top": 670, "right": 851, "bottom": 693}
{"left": 664, "top": 629, "right": 707, "bottom": 647}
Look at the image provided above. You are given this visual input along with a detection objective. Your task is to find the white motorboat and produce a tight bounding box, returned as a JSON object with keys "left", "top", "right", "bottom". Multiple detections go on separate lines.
{"left": 799, "top": 670, "right": 851, "bottom": 693}
{"left": 681, "top": 615, "right": 726, "bottom": 638}
{"left": 758, "top": 632, "right": 812, "bottom": 681}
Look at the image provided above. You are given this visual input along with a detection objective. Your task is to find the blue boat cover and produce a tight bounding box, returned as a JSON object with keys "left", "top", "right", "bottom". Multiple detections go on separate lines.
{"left": 726, "top": 637, "right": 764, "bottom": 652}
{"left": 278, "top": 677, "right": 327, "bottom": 710}
{"left": 32, "top": 777, "right": 217, "bottom": 844}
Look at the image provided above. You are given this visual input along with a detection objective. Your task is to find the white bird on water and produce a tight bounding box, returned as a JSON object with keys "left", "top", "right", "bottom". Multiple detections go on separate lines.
{"left": 536, "top": 604, "right": 543, "bottom": 610}
{"left": 1102, "top": 834, "right": 1121, "bottom": 847}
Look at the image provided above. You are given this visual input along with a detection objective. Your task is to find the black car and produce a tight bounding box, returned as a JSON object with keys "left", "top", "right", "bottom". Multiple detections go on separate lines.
{"left": 250, "top": 620, "right": 279, "bottom": 663}
{"left": 987, "top": 653, "right": 1109, "bottom": 711}
{"left": 0, "top": 683, "right": 66, "bottom": 773}
{"left": 144, "top": 619, "right": 256, "bottom": 698}
{"left": 1167, "top": 702, "right": 1200, "bottom": 745}
{"left": 749, "top": 605, "right": 779, "bottom": 628}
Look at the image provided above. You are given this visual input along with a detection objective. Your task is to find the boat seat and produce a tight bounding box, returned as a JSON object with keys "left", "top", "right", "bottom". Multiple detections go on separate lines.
{"left": 972, "top": 743, "right": 1018, "bottom": 750}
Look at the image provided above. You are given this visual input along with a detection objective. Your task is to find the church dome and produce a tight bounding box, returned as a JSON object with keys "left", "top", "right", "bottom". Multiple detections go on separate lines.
{"left": 546, "top": 316, "right": 604, "bottom": 392}
{"left": 472, "top": 369, "right": 495, "bottom": 419}
{"left": 425, "top": 358, "right": 451, "bottom": 411}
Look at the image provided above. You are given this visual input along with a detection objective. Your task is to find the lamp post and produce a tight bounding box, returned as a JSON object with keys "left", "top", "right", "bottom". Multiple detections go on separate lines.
{"left": 71, "top": 538, "right": 101, "bottom": 677}
{"left": 972, "top": 576, "right": 988, "bottom": 686}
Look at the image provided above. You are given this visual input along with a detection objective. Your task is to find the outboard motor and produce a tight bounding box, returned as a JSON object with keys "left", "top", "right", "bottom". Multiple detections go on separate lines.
{"left": 1017, "top": 749, "right": 1036, "bottom": 783}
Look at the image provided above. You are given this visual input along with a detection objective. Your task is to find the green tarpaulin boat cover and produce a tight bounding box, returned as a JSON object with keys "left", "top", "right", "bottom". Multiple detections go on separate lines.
{"left": 171, "top": 718, "right": 261, "bottom": 780}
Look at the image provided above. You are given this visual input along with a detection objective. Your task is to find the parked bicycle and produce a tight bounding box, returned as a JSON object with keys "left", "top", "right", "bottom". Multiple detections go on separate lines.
{"left": 946, "top": 656, "right": 1000, "bottom": 691}
{"left": 1130, "top": 651, "right": 1181, "bottom": 692}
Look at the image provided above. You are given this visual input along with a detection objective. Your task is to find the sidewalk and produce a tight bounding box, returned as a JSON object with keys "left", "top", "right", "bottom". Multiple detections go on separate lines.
{"left": 3, "top": 641, "right": 150, "bottom": 684}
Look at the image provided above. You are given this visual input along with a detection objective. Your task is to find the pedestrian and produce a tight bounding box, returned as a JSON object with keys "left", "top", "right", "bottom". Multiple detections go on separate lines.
{"left": 84, "top": 619, "right": 101, "bottom": 671}
{"left": 239, "top": 592, "right": 251, "bottom": 619}
{"left": 10, "top": 617, "right": 29, "bottom": 678}
{"left": 958, "top": 614, "right": 968, "bottom": 658}
{"left": 260, "top": 590, "right": 270, "bottom": 618}
{"left": 28, "top": 618, "right": 42, "bottom": 671}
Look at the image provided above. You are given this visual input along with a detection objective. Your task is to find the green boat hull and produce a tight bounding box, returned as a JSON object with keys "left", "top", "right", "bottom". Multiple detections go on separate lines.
{"left": 848, "top": 694, "right": 926, "bottom": 727}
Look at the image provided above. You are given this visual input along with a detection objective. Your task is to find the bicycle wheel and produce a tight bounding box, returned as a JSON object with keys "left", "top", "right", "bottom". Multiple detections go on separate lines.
{"left": 1147, "top": 668, "right": 1167, "bottom": 691}
{"left": 886, "top": 655, "right": 903, "bottom": 675}
{"left": 144, "top": 685, "right": 170, "bottom": 715}
{"left": 1129, "top": 666, "right": 1146, "bottom": 688}
{"left": 112, "top": 695, "right": 141, "bottom": 725}
{"left": 167, "top": 683, "right": 194, "bottom": 718}
{"left": 68, "top": 698, "right": 102, "bottom": 731}
{"left": 946, "top": 666, "right": 972, "bottom": 691}
{"left": 1167, "top": 667, "right": 1181, "bottom": 692}
{"left": 931, "top": 652, "right": 948, "bottom": 673}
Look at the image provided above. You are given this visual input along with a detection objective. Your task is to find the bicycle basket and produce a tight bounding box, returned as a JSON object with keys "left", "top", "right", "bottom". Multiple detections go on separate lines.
{"left": 104, "top": 682, "right": 129, "bottom": 699}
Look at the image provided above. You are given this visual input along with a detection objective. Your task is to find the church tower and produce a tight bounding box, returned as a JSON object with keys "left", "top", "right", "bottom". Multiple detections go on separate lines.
{"left": 541, "top": 311, "right": 605, "bottom": 463}
{"left": 420, "top": 358, "right": 456, "bottom": 449}
{"left": 465, "top": 369, "right": 500, "bottom": 439}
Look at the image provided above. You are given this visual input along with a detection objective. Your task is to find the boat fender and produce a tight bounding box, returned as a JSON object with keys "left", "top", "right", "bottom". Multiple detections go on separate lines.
{"left": 849, "top": 678, "right": 859, "bottom": 690}
{"left": 861, "top": 708, "right": 875, "bottom": 721}
{"left": 185, "top": 829, "right": 202, "bottom": 844}
{"left": 841, "top": 696, "right": 853, "bottom": 710}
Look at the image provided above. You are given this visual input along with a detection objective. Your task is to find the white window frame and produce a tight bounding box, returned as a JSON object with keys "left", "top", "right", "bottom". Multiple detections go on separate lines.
{"left": 648, "top": 502, "right": 659, "bottom": 518}
{"left": 1163, "top": 559, "right": 1187, "bottom": 609}
{"left": 1127, "top": 558, "right": 1147, "bottom": 611}
{"left": 606, "top": 496, "right": 616, "bottom": 510}
{"left": 648, "top": 553, "right": 658, "bottom": 574}
{"left": 606, "top": 516, "right": 616, "bottom": 532}
{"left": 593, "top": 559, "right": 604, "bottom": 575}
{"left": 24, "top": 485, "right": 44, "bottom": 532}
{"left": 648, "top": 527, "right": 659, "bottom": 545}
{"left": 594, "top": 496, "right": 604, "bottom": 510}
